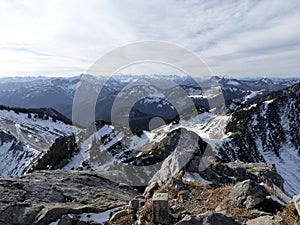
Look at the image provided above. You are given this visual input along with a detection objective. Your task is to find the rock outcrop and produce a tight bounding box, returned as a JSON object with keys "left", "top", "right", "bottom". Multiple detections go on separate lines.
{"left": 228, "top": 180, "right": 285, "bottom": 213}
{"left": 145, "top": 157, "right": 286, "bottom": 198}
{"left": 0, "top": 170, "right": 137, "bottom": 225}
{"left": 189, "top": 160, "right": 284, "bottom": 189}
{"left": 0, "top": 158, "right": 297, "bottom": 225}
{"left": 119, "top": 159, "right": 295, "bottom": 225}
{"left": 143, "top": 128, "right": 208, "bottom": 195}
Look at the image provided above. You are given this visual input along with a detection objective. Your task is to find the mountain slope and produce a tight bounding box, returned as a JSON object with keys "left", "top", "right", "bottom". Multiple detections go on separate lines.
{"left": 0, "top": 130, "right": 39, "bottom": 177}
{"left": 62, "top": 82, "right": 300, "bottom": 196}
{"left": 220, "top": 82, "right": 300, "bottom": 195}
{"left": 2, "top": 75, "right": 297, "bottom": 197}
{"left": 0, "top": 107, "right": 77, "bottom": 177}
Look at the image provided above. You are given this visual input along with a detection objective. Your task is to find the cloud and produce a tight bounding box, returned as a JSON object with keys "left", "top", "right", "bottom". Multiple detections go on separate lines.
{"left": 0, "top": 0, "right": 299, "bottom": 77}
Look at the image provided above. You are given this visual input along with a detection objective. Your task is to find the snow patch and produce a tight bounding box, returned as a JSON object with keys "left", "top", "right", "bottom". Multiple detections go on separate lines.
{"left": 49, "top": 206, "right": 125, "bottom": 225}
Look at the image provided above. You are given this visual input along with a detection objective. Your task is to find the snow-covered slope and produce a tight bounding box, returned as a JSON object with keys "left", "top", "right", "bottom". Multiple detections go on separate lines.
{"left": 63, "top": 82, "right": 300, "bottom": 196}
{"left": 220, "top": 82, "right": 300, "bottom": 195}
{"left": 62, "top": 112, "right": 231, "bottom": 187}
{"left": 1, "top": 75, "right": 298, "bottom": 196}
{"left": 0, "top": 130, "right": 39, "bottom": 177}
{"left": 0, "top": 107, "right": 77, "bottom": 177}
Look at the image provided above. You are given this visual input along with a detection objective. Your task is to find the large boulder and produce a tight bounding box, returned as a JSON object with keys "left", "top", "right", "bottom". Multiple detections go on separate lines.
{"left": 229, "top": 180, "right": 269, "bottom": 209}
{"left": 229, "top": 179, "right": 284, "bottom": 213}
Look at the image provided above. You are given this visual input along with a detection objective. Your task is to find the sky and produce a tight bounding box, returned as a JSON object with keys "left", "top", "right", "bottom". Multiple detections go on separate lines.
{"left": 0, "top": 0, "right": 300, "bottom": 78}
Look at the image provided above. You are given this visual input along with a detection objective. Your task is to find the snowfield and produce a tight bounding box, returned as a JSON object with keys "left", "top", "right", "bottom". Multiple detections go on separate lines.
{"left": 0, "top": 109, "right": 79, "bottom": 177}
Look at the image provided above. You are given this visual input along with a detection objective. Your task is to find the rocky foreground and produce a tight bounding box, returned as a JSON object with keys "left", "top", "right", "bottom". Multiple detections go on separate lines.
{"left": 0, "top": 160, "right": 299, "bottom": 225}
{"left": 107, "top": 160, "right": 300, "bottom": 225}
{"left": 0, "top": 171, "right": 137, "bottom": 225}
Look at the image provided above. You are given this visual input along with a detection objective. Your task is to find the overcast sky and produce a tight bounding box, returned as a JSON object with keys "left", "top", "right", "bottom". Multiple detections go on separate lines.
{"left": 0, "top": 0, "right": 300, "bottom": 78}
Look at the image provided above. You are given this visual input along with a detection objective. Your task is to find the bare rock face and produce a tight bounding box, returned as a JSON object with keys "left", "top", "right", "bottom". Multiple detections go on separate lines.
{"left": 145, "top": 142, "right": 286, "bottom": 197}
{"left": 144, "top": 129, "right": 209, "bottom": 196}
{"left": 0, "top": 170, "right": 137, "bottom": 225}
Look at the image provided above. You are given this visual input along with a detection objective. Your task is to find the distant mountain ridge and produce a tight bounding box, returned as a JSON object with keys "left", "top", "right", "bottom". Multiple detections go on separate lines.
{"left": 0, "top": 75, "right": 298, "bottom": 128}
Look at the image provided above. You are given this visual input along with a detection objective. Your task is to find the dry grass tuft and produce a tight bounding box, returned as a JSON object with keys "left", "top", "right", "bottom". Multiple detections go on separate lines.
{"left": 138, "top": 198, "right": 153, "bottom": 223}
{"left": 108, "top": 214, "right": 135, "bottom": 225}
{"left": 156, "top": 185, "right": 178, "bottom": 199}
{"left": 278, "top": 203, "right": 300, "bottom": 225}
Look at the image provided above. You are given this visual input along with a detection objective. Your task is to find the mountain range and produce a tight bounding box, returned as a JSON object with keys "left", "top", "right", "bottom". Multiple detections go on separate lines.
{"left": 0, "top": 75, "right": 299, "bottom": 195}
{"left": 0, "top": 75, "right": 298, "bottom": 127}
{"left": 0, "top": 74, "right": 300, "bottom": 224}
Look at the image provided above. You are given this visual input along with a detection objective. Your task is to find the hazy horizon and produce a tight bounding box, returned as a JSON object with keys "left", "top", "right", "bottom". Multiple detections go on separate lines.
{"left": 0, "top": 73, "right": 299, "bottom": 80}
